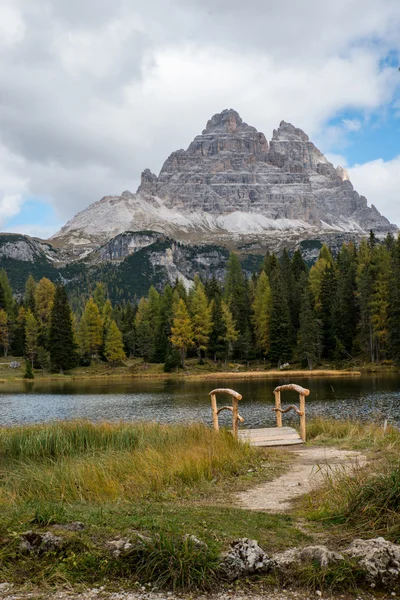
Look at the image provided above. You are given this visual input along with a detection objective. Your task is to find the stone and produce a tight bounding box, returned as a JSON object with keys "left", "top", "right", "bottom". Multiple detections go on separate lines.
{"left": 273, "top": 545, "right": 344, "bottom": 570}
{"left": 19, "top": 530, "right": 64, "bottom": 554}
{"left": 344, "top": 537, "right": 400, "bottom": 587}
{"left": 107, "top": 533, "right": 153, "bottom": 557}
{"left": 183, "top": 534, "right": 208, "bottom": 549}
{"left": 219, "top": 538, "right": 274, "bottom": 581}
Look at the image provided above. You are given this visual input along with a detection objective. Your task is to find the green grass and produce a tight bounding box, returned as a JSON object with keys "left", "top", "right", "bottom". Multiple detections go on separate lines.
{"left": 0, "top": 420, "right": 303, "bottom": 590}
{"left": 299, "top": 418, "right": 400, "bottom": 545}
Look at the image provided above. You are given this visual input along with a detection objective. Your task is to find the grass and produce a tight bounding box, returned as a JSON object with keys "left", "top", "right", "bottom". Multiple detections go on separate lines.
{"left": 299, "top": 418, "right": 400, "bottom": 545}
{"left": 0, "top": 420, "right": 303, "bottom": 590}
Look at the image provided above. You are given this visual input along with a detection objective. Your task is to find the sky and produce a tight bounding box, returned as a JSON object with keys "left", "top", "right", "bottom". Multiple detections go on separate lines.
{"left": 0, "top": 0, "right": 399, "bottom": 238}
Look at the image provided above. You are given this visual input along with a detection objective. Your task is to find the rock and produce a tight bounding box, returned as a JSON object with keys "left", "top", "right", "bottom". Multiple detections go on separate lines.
{"left": 52, "top": 108, "right": 396, "bottom": 260}
{"left": 273, "top": 545, "right": 344, "bottom": 569}
{"left": 219, "top": 538, "right": 274, "bottom": 581}
{"left": 58, "top": 521, "right": 85, "bottom": 531}
{"left": 344, "top": 537, "right": 400, "bottom": 587}
{"left": 19, "top": 530, "right": 64, "bottom": 554}
{"left": 107, "top": 533, "right": 153, "bottom": 557}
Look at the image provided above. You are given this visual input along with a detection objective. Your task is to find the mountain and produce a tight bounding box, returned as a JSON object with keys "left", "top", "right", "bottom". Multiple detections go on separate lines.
{"left": 52, "top": 109, "right": 395, "bottom": 258}
{"left": 0, "top": 109, "right": 396, "bottom": 298}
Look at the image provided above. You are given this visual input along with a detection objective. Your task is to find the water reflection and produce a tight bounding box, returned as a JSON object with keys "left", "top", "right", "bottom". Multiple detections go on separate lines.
{"left": 0, "top": 375, "right": 400, "bottom": 427}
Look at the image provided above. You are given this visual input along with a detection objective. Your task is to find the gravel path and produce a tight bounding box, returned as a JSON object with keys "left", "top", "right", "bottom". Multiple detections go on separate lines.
{"left": 0, "top": 586, "right": 384, "bottom": 600}
{"left": 235, "top": 446, "right": 365, "bottom": 512}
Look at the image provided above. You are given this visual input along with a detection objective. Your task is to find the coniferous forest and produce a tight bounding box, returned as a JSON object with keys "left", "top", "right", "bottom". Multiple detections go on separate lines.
{"left": 1, "top": 232, "right": 400, "bottom": 373}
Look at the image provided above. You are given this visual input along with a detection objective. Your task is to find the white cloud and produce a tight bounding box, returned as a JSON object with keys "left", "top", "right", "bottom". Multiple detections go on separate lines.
{"left": 349, "top": 156, "right": 400, "bottom": 225}
{"left": 0, "top": 0, "right": 399, "bottom": 234}
{"left": 325, "top": 153, "right": 349, "bottom": 168}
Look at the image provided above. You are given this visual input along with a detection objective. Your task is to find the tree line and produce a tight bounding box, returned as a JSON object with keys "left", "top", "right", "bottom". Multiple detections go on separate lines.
{"left": 0, "top": 230, "right": 400, "bottom": 372}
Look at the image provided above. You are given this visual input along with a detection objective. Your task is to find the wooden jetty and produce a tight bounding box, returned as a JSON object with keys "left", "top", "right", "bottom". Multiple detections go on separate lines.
{"left": 209, "top": 384, "right": 310, "bottom": 448}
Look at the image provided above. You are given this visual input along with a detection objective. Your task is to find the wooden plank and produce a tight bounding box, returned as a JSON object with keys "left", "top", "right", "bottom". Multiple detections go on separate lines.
{"left": 238, "top": 433, "right": 300, "bottom": 441}
{"left": 237, "top": 426, "right": 303, "bottom": 447}
{"left": 249, "top": 438, "right": 303, "bottom": 447}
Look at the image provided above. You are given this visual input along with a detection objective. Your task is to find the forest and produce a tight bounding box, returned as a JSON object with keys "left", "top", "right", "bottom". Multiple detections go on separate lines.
{"left": 0, "top": 230, "right": 400, "bottom": 374}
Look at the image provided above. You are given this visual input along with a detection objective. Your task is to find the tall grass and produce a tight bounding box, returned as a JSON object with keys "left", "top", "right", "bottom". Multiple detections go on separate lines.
{"left": 307, "top": 417, "right": 400, "bottom": 452}
{"left": 0, "top": 420, "right": 258, "bottom": 504}
{"left": 304, "top": 418, "right": 400, "bottom": 542}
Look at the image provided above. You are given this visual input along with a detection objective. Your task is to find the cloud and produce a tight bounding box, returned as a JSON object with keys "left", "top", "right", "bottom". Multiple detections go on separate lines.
{"left": 0, "top": 0, "right": 399, "bottom": 235}
{"left": 349, "top": 156, "right": 400, "bottom": 225}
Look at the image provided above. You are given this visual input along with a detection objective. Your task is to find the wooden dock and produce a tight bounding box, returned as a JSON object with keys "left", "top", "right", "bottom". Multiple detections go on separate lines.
{"left": 238, "top": 426, "right": 303, "bottom": 447}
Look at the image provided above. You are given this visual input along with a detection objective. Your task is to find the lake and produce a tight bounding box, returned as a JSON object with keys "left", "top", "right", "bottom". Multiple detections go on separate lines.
{"left": 1, "top": 375, "right": 400, "bottom": 428}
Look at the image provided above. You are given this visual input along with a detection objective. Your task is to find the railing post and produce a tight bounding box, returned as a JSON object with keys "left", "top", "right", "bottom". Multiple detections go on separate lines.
{"left": 232, "top": 397, "right": 239, "bottom": 439}
{"left": 274, "top": 390, "right": 282, "bottom": 427}
{"left": 210, "top": 393, "right": 219, "bottom": 431}
{"left": 299, "top": 394, "right": 306, "bottom": 441}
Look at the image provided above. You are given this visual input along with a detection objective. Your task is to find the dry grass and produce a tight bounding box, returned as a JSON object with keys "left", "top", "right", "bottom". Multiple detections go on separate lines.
{"left": 0, "top": 420, "right": 258, "bottom": 504}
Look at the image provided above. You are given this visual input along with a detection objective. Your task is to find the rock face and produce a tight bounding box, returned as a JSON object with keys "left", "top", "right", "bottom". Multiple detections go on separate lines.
{"left": 52, "top": 109, "right": 396, "bottom": 257}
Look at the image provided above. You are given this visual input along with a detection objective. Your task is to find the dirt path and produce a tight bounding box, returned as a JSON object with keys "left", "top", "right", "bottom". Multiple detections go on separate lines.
{"left": 236, "top": 446, "right": 365, "bottom": 512}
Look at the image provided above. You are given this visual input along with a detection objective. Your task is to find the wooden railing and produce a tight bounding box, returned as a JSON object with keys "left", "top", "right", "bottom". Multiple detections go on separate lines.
{"left": 272, "top": 384, "right": 310, "bottom": 442}
{"left": 209, "top": 388, "right": 244, "bottom": 439}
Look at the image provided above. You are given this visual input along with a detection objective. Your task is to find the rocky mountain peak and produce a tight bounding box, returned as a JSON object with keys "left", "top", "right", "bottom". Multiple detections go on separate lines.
{"left": 202, "top": 108, "right": 255, "bottom": 134}
{"left": 53, "top": 108, "right": 396, "bottom": 258}
{"left": 273, "top": 121, "right": 310, "bottom": 143}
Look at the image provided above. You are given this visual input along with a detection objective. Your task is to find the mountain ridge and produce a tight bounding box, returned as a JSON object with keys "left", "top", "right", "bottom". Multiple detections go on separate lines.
{"left": 51, "top": 109, "right": 395, "bottom": 258}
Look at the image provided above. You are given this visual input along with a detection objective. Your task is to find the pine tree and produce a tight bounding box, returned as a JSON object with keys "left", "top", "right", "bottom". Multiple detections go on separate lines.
{"left": 25, "top": 309, "right": 39, "bottom": 366}
{"left": 170, "top": 298, "right": 194, "bottom": 368}
{"left": 252, "top": 270, "right": 272, "bottom": 355}
{"left": 269, "top": 270, "right": 292, "bottom": 365}
{"left": 0, "top": 309, "right": 9, "bottom": 356}
{"left": 34, "top": 278, "right": 56, "bottom": 347}
{"left": 297, "top": 277, "right": 322, "bottom": 370}
{"left": 78, "top": 298, "right": 103, "bottom": 358}
{"left": 104, "top": 320, "right": 126, "bottom": 364}
{"left": 190, "top": 277, "right": 212, "bottom": 359}
{"left": 48, "top": 285, "right": 77, "bottom": 373}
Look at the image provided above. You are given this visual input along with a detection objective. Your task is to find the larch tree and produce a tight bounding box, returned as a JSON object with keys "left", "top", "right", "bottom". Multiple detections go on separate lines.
{"left": 34, "top": 277, "right": 56, "bottom": 346}
{"left": 79, "top": 298, "right": 103, "bottom": 358}
{"left": 190, "top": 277, "right": 212, "bottom": 359}
{"left": 252, "top": 270, "right": 272, "bottom": 356}
{"left": 0, "top": 309, "right": 9, "bottom": 356}
{"left": 48, "top": 285, "right": 77, "bottom": 373}
{"left": 104, "top": 319, "right": 126, "bottom": 364}
{"left": 170, "top": 298, "right": 194, "bottom": 368}
{"left": 25, "top": 309, "right": 39, "bottom": 366}
{"left": 208, "top": 295, "right": 227, "bottom": 362}
{"left": 0, "top": 270, "right": 15, "bottom": 317}
{"left": 221, "top": 300, "right": 238, "bottom": 360}
{"left": 93, "top": 282, "right": 107, "bottom": 313}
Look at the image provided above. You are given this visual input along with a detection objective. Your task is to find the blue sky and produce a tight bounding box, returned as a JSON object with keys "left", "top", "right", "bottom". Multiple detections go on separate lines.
{"left": 0, "top": 0, "right": 399, "bottom": 236}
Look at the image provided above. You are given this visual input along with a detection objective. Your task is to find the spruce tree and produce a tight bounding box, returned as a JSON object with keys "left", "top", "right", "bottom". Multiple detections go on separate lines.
{"left": 297, "top": 277, "right": 322, "bottom": 370}
{"left": 153, "top": 285, "right": 174, "bottom": 363}
{"left": 208, "top": 294, "right": 227, "bottom": 362}
{"left": 252, "top": 270, "right": 272, "bottom": 356}
{"left": 48, "top": 285, "right": 77, "bottom": 373}
{"left": 24, "top": 275, "right": 37, "bottom": 314}
{"left": 25, "top": 309, "right": 39, "bottom": 366}
{"left": 332, "top": 244, "right": 358, "bottom": 357}
{"left": 135, "top": 297, "right": 155, "bottom": 362}
{"left": 388, "top": 234, "right": 400, "bottom": 362}
{"left": 319, "top": 265, "right": 337, "bottom": 359}
{"left": 0, "top": 270, "right": 15, "bottom": 317}
{"left": 224, "top": 253, "right": 248, "bottom": 335}
{"left": 221, "top": 300, "right": 238, "bottom": 360}
{"left": 269, "top": 269, "right": 292, "bottom": 365}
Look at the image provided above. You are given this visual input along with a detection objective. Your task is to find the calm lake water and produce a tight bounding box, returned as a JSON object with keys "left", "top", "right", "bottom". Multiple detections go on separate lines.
{"left": 1, "top": 375, "right": 400, "bottom": 428}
